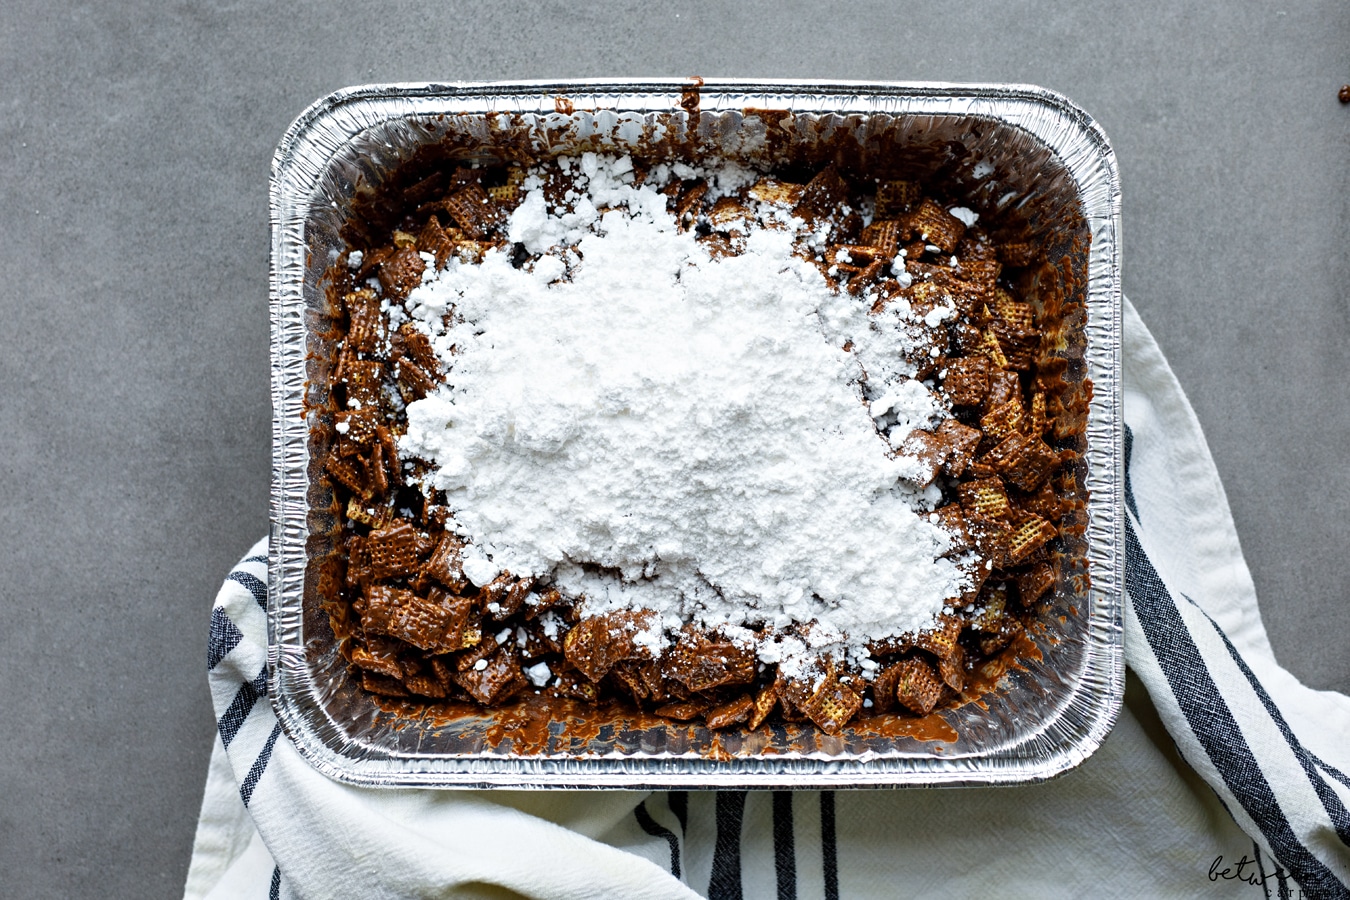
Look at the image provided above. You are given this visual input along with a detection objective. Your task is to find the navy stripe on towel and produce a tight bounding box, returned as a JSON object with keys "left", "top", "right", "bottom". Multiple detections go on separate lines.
{"left": 218, "top": 667, "right": 268, "bottom": 749}
{"left": 820, "top": 792, "right": 839, "bottom": 900}
{"left": 772, "top": 791, "right": 796, "bottom": 900}
{"left": 240, "top": 722, "right": 282, "bottom": 807}
{"left": 668, "top": 791, "right": 688, "bottom": 835}
{"left": 1313, "top": 756, "right": 1350, "bottom": 793}
{"left": 208, "top": 605, "right": 243, "bottom": 670}
{"left": 634, "top": 798, "right": 682, "bottom": 879}
{"left": 269, "top": 866, "right": 281, "bottom": 900}
{"left": 708, "top": 791, "right": 747, "bottom": 900}
{"left": 228, "top": 571, "right": 268, "bottom": 609}
{"left": 1251, "top": 842, "right": 1273, "bottom": 900}
{"left": 1123, "top": 424, "right": 1140, "bottom": 522}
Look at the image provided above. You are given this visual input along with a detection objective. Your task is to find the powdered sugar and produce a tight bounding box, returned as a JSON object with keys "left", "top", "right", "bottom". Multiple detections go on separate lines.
{"left": 948, "top": 206, "right": 979, "bottom": 227}
{"left": 399, "top": 155, "right": 974, "bottom": 668}
{"left": 524, "top": 661, "right": 552, "bottom": 687}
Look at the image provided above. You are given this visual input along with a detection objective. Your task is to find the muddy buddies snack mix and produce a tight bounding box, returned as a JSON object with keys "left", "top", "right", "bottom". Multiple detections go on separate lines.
{"left": 314, "top": 150, "right": 1089, "bottom": 736}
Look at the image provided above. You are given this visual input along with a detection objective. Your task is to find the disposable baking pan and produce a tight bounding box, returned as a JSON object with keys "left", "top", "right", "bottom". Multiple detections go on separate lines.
{"left": 269, "top": 79, "right": 1124, "bottom": 788}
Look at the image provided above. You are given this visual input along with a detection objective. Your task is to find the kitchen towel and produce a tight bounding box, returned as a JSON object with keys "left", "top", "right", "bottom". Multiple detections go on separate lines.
{"left": 184, "top": 298, "right": 1350, "bottom": 899}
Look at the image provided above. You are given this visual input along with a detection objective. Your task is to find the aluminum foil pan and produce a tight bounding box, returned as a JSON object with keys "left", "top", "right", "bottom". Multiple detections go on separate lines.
{"left": 269, "top": 79, "right": 1123, "bottom": 789}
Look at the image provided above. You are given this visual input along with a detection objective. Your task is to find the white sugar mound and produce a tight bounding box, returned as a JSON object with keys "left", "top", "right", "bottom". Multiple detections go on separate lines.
{"left": 400, "top": 154, "right": 970, "bottom": 661}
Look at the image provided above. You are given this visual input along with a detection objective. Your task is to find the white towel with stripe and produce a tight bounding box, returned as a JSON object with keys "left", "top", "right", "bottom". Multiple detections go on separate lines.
{"left": 184, "top": 298, "right": 1350, "bottom": 900}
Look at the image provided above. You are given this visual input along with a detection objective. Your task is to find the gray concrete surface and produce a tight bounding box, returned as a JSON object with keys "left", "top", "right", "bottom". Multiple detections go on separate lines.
{"left": 0, "top": 1, "right": 1345, "bottom": 896}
